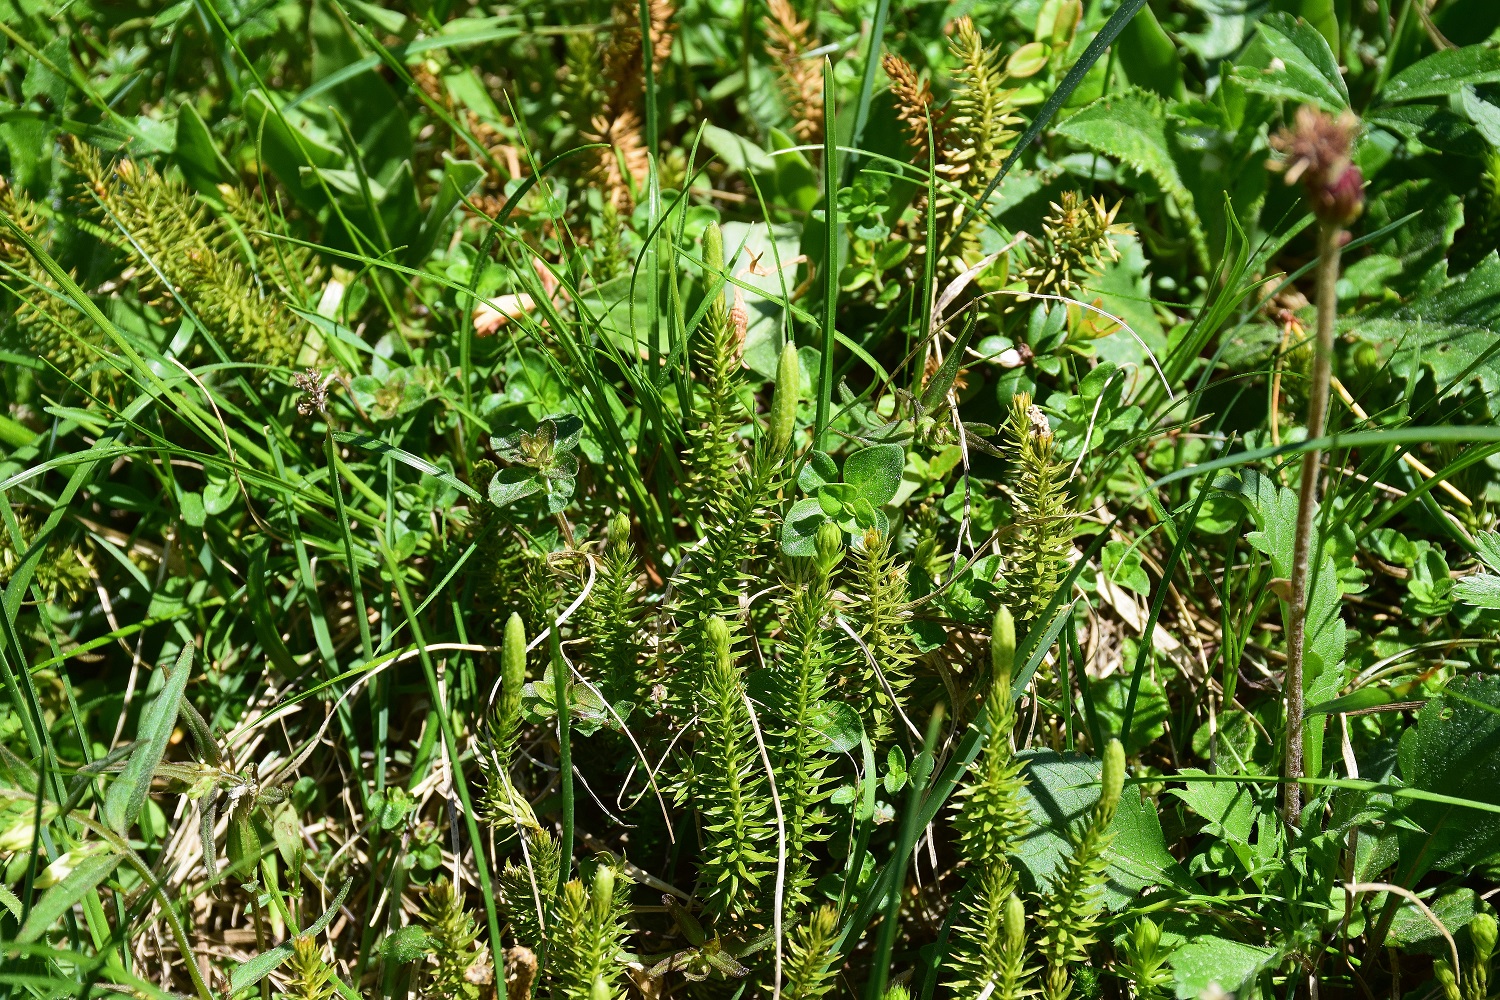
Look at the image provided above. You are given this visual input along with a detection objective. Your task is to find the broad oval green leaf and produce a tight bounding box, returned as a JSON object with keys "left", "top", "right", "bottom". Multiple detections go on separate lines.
{"left": 798, "top": 451, "right": 839, "bottom": 492}
{"left": 780, "top": 496, "right": 829, "bottom": 556}
{"left": 842, "top": 444, "right": 903, "bottom": 507}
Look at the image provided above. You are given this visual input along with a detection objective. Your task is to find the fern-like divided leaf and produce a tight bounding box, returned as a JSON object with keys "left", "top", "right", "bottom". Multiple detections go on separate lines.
{"left": 767, "top": 521, "right": 844, "bottom": 908}
{"left": 549, "top": 862, "right": 633, "bottom": 1000}
{"left": 1035, "top": 740, "right": 1124, "bottom": 1000}
{"left": 945, "top": 871, "right": 1031, "bottom": 1000}
{"left": 576, "top": 513, "right": 647, "bottom": 705}
{"left": 279, "top": 936, "right": 339, "bottom": 1000}
{"left": 419, "top": 879, "right": 492, "bottom": 1000}
{"left": 685, "top": 616, "right": 776, "bottom": 926}
{"left": 0, "top": 180, "right": 105, "bottom": 381}
{"left": 999, "top": 393, "right": 1075, "bottom": 635}
{"left": 75, "top": 147, "right": 304, "bottom": 371}
{"left": 785, "top": 904, "right": 841, "bottom": 1000}
{"left": 844, "top": 527, "right": 917, "bottom": 743}
{"left": 496, "top": 828, "right": 563, "bottom": 952}
{"left": 684, "top": 223, "right": 748, "bottom": 520}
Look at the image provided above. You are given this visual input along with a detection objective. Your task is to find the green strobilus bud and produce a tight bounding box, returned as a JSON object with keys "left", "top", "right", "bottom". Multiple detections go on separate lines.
{"left": 1132, "top": 916, "right": 1161, "bottom": 957}
{"left": 768, "top": 341, "right": 801, "bottom": 454}
{"left": 1471, "top": 912, "right": 1496, "bottom": 965}
{"left": 1100, "top": 738, "right": 1125, "bottom": 818}
{"left": 990, "top": 605, "right": 1016, "bottom": 698}
{"left": 705, "top": 616, "right": 732, "bottom": 669}
{"left": 703, "top": 222, "right": 724, "bottom": 276}
{"left": 592, "top": 862, "right": 615, "bottom": 920}
{"left": 814, "top": 520, "right": 844, "bottom": 574}
{"left": 500, "top": 612, "right": 527, "bottom": 732}
{"left": 1434, "top": 959, "right": 1460, "bottom": 1000}
{"left": 881, "top": 986, "right": 910, "bottom": 1000}
{"left": 1004, "top": 892, "right": 1025, "bottom": 955}
{"left": 607, "top": 512, "right": 631, "bottom": 551}
{"left": 590, "top": 976, "right": 611, "bottom": 1000}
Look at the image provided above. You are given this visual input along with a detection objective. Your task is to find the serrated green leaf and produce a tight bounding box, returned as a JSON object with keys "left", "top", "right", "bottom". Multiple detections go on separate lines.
{"left": 1234, "top": 11, "right": 1348, "bottom": 111}
{"left": 1215, "top": 471, "right": 1347, "bottom": 781}
{"left": 1169, "top": 935, "right": 1277, "bottom": 997}
{"left": 1054, "top": 90, "right": 1207, "bottom": 268}
{"left": 1396, "top": 675, "right": 1500, "bottom": 881}
{"left": 1387, "top": 886, "right": 1485, "bottom": 956}
{"left": 104, "top": 644, "right": 193, "bottom": 834}
{"left": 1380, "top": 45, "right": 1500, "bottom": 104}
{"left": 1475, "top": 530, "right": 1500, "bottom": 573}
{"left": 1348, "top": 253, "right": 1500, "bottom": 407}
{"left": 1011, "top": 750, "right": 1199, "bottom": 910}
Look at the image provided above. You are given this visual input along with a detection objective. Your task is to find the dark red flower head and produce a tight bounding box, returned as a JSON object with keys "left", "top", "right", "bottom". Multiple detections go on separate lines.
{"left": 1270, "top": 106, "right": 1365, "bottom": 226}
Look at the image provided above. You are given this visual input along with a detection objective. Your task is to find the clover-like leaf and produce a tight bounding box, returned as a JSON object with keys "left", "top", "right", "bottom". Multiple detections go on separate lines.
{"left": 544, "top": 412, "right": 584, "bottom": 455}
{"left": 780, "top": 496, "right": 830, "bottom": 556}
{"left": 799, "top": 451, "right": 839, "bottom": 492}
{"left": 543, "top": 474, "right": 576, "bottom": 514}
{"left": 844, "top": 495, "right": 878, "bottom": 532}
{"left": 489, "top": 467, "right": 543, "bottom": 508}
{"left": 842, "top": 444, "right": 904, "bottom": 507}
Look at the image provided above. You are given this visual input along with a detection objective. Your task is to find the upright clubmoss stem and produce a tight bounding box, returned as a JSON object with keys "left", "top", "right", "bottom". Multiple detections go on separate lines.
{"left": 552, "top": 620, "right": 575, "bottom": 895}
{"left": 816, "top": 59, "right": 837, "bottom": 450}
{"left": 1283, "top": 219, "right": 1340, "bottom": 825}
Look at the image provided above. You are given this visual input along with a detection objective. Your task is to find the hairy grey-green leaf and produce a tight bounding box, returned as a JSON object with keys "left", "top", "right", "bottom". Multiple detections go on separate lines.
{"left": 16, "top": 850, "right": 124, "bottom": 943}
{"left": 104, "top": 643, "right": 193, "bottom": 834}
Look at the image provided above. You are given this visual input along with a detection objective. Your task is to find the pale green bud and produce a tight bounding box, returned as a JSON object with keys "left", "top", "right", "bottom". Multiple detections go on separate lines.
{"left": 1004, "top": 893, "right": 1025, "bottom": 954}
{"left": 1132, "top": 917, "right": 1161, "bottom": 958}
{"left": 607, "top": 512, "right": 631, "bottom": 550}
{"left": 592, "top": 863, "right": 615, "bottom": 919}
{"left": 1472, "top": 911, "right": 1497, "bottom": 964}
{"left": 881, "top": 986, "right": 909, "bottom": 1000}
{"left": 768, "top": 341, "right": 801, "bottom": 453}
{"left": 990, "top": 606, "right": 1016, "bottom": 685}
{"left": 500, "top": 612, "right": 527, "bottom": 727}
{"left": 814, "top": 520, "right": 844, "bottom": 572}
{"left": 590, "top": 977, "right": 611, "bottom": 1000}
{"left": 1434, "top": 959, "right": 1460, "bottom": 1000}
{"left": 1100, "top": 738, "right": 1125, "bottom": 816}
{"left": 705, "top": 616, "right": 732, "bottom": 669}
{"left": 703, "top": 222, "right": 724, "bottom": 278}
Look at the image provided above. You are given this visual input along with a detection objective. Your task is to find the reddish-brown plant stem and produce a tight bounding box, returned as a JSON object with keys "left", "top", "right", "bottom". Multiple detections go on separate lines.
{"left": 1284, "top": 219, "right": 1341, "bottom": 826}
